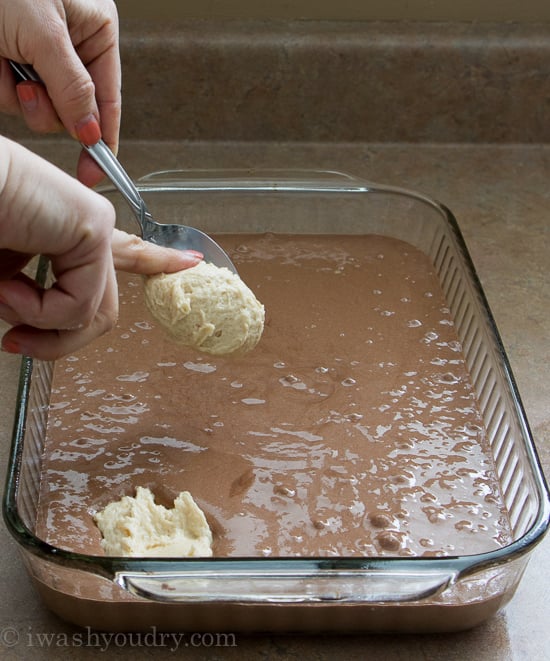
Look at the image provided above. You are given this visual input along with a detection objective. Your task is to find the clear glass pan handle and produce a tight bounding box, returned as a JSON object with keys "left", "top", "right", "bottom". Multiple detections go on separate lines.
{"left": 116, "top": 568, "right": 457, "bottom": 603}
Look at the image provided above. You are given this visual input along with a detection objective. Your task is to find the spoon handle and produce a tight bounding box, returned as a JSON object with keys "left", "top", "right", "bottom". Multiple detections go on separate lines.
{"left": 84, "top": 139, "right": 147, "bottom": 223}
{"left": 8, "top": 60, "right": 151, "bottom": 233}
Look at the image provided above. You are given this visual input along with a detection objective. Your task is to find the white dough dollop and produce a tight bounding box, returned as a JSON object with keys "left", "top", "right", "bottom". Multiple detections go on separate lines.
{"left": 143, "top": 261, "right": 265, "bottom": 355}
{"left": 94, "top": 487, "right": 213, "bottom": 557}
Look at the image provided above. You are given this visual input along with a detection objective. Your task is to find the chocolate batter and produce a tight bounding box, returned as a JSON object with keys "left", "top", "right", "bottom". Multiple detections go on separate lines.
{"left": 36, "top": 234, "right": 511, "bottom": 558}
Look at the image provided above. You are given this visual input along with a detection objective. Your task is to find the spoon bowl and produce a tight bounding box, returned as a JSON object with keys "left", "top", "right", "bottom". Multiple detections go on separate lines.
{"left": 85, "top": 140, "right": 237, "bottom": 272}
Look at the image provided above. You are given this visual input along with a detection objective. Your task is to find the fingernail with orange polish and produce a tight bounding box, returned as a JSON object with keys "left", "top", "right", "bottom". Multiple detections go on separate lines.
{"left": 1, "top": 338, "right": 22, "bottom": 355}
{"left": 75, "top": 114, "right": 102, "bottom": 146}
{"left": 16, "top": 82, "right": 39, "bottom": 111}
{"left": 182, "top": 251, "right": 204, "bottom": 265}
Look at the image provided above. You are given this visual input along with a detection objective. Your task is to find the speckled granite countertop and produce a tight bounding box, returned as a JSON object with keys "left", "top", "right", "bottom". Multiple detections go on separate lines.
{"left": 1, "top": 20, "right": 549, "bottom": 661}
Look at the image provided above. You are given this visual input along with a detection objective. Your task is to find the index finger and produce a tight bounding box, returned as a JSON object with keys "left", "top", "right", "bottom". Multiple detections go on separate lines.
{"left": 81, "top": 37, "right": 122, "bottom": 156}
{"left": 75, "top": 42, "right": 121, "bottom": 187}
{"left": 30, "top": 13, "right": 121, "bottom": 177}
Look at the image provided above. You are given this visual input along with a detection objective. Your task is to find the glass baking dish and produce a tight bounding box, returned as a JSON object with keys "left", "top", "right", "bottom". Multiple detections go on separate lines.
{"left": 3, "top": 170, "right": 549, "bottom": 633}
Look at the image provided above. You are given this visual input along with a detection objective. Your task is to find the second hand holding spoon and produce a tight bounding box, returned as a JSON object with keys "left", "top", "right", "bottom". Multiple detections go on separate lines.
{"left": 9, "top": 61, "right": 237, "bottom": 273}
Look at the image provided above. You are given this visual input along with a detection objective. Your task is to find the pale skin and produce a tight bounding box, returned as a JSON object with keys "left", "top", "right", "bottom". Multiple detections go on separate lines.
{"left": 0, "top": 0, "right": 121, "bottom": 186}
{"left": 0, "top": 1, "right": 202, "bottom": 360}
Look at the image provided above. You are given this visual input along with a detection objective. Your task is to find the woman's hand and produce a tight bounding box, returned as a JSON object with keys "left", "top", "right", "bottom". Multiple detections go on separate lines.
{"left": 0, "top": 0, "right": 120, "bottom": 187}
{"left": 0, "top": 138, "right": 202, "bottom": 361}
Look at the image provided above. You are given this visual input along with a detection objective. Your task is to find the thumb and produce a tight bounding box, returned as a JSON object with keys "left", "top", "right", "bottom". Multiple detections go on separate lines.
{"left": 112, "top": 230, "right": 204, "bottom": 274}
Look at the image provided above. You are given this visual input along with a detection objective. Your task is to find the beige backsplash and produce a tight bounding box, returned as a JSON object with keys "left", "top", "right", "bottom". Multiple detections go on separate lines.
{"left": 115, "top": 0, "right": 550, "bottom": 22}
{"left": 3, "top": 20, "right": 550, "bottom": 143}
{"left": 84, "top": 20, "right": 550, "bottom": 144}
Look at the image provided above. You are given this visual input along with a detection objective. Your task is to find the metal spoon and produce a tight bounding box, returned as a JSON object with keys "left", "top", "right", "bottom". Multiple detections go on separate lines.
{"left": 9, "top": 61, "right": 237, "bottom": 273}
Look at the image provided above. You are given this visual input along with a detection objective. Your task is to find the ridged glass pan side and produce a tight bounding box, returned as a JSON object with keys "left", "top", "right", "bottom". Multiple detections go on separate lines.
{"left": 3, "top": 171, "right": 548, "bottom": 626}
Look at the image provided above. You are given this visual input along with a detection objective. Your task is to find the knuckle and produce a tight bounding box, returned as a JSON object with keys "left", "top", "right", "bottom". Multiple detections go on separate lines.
{"left": 62, "top": 77, "right": 96, "bottom": 112}
{"left": 72, "top": 300, "right": 116, "bottom": 334}
{"left": 69, "top": 302, "right": 97, "bottom": 330}
{"left": 102, "top": 312, "right": 117, "bottom": 334}
{"left": 82, "top": 195, "right": 116, "bottom": 236}
{"left": 96, "top": 304, "right": 118, "bottom": 337}
{"left": 112, "top": 231, "right": 147, "bottom": 272}
{"left": 94, "top": 0, "right": 118, "bottom": 18}
{"left": 126, "top": 233, "right": 147, "bottom": 254}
